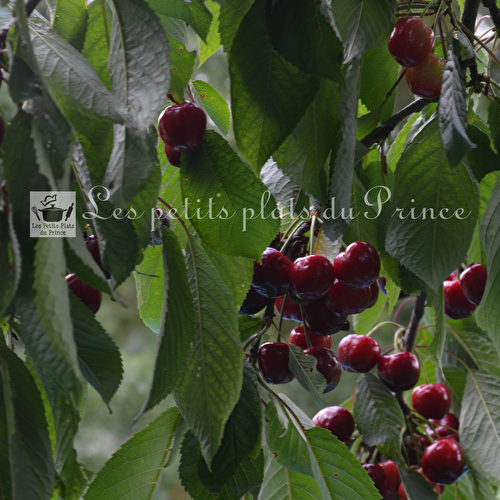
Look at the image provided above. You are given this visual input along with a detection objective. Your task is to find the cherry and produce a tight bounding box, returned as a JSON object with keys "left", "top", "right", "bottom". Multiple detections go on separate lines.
{"left": 430, "top": 413, "right": 459, "bottom": 438}
{"left": 334, "top": 241, "right": 380, "bottom": 289}
{"left": 388, "top": 17, "right": 435, "bottom": 67}
{"left": 252, "top": 247, "right": 292, "bottom": 298}
{"left": 158, "top": 101, "right": 206, "bottom": 152}
{"left": 66, "top": 273, "right": 102, "bottom": 314}
{"left": 238, "top": 286, "right": 270, "bottom": 315}
{"left": 337, "top": 334, "right": 380, "bottom": 373}
{"left": 366, "top": 281, "right": 379, "bottom": 309}
{"left": 257, "top": 342, "right": 294, "bottom": 384}
{"left": 379, "top": 460, "right": 400, "bottom": 497}
{"left": 85, "top": 234, "right": 110, "bottom": 279}
{"left": 324, "top": 279, "right": 371, "bottom": 315}
{"left": 411, "top": 383, "right": 451, "bottom": 419}
{"left": 406, "top": 52, "right": 446, "bottom": 99}
{"left": 289, "top": 255, "right": 335, "bottom": 301}
{"left": 362, "top": 464, "right": 386, "bottom": 496}
{"left": 444, "top": 279, "right": 476, "bottom": 320}
{"left": 289, "top": 326, "right": 332, "bottom": 349}
{"left": 460, "top": 264, "right": 487, "bottom": 305}
{"left": 445, "top": 270, "right": 458, "bottom": 281}
{"left": 303, "top": 298, "right": 349, "bottom": 335}
{"left": 303, "top": 346, "right": 341, "bottom": 393}
{"left": 154, "top": 207, "right": 171, "bottom": 228}
{"left": 421, "top": 437, "right": 465, "bottom": 485}
{"left": 275, "top": 295, "right": 302, "bottom": 321}
{"left": 378, "top": 352, "right": 420, "bottom": 392}
{"left": 165, "top": 144, "right": 181, "bottom": 167}
{"left": 312, "top": 406, "right": 355, "bottom": 442}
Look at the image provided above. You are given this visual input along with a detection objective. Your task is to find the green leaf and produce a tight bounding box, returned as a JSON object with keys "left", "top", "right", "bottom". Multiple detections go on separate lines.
{"left": 465, "top": 125, "right": 500, "bottom": 182}
{"left": 331, "top": 0, "right": 396, "bottom": 63}
{"left": 460, "top": 372, "right": 500, "bottom": 485}
{"left": 439, "top": 44, "right": 475, "bottom": 167}
{"left": 352, "top": 373, "right": 404, "bottom": 457}
{"left": 384, "top": 116, "right": 479, "bottom": 292}
{"left": 229, "top": 0, "right": 318, "bottom": 173}
{"left": 174, "top": 236, "right": 242, "bottom": 468}
{"left": 191, "top": 80, "right": 231, "bottom": 136}
{"left": 442, "top": 365, "right": 466, "bottom": 402}
{"left": 218, "top": 0, "right": 254, "bottom": 51}
{"left": 180, "top": 131, "right": 280, "bottom": 260}
{"left": 238, "top": 315, "right": 263, "bottom": 342}
{"left": 399, "top": 468, "right": 438, "bottom": 500}
{"left": 352, "top": 292, "right": 387, "bottom": 334}
{"left": 199, "top": 0, "right": 221, "bottom": 66}
{"left": 487, "top": 96, "right": 500, "bottom": 154}
{"left": 83, "top": 407, "right": 182, "bottom": 499}
{"left": 167, "top": 33, "right": 197, "bottom": 100}
{"left": 138, "top": 228, "right": 196, "bottom": 415}
{"left": 49, "top": 0, "right": 88, "bottom": 51}
{"left": 427, "top": 284, "right": 446, "bottom": 368}
{"left": 273, "top": 78, "right": 340, "bottom": 206}
{"left": 0, "top": 345, "right": 55, "bottom": 500}
{"left": 267, "top": 0, "right": 343, "bottom": 83}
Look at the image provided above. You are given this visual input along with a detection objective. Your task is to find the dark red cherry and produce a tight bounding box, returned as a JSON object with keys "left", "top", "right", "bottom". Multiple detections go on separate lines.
{"left": 334, "top": 241, "right": 380, "bottom": 289}
{"left": 430, "top": 413, "right": 459, "bottom": 438}
{"left": 421, "top": 437, "right": 465, "bottom": 485}
{"left": 378, "top": 352, "right": 420, "bottom": 392}
{"left": 239, "top": 286, "right": 270, "bottom": 315}
{"left": 85, "top": 235, "right": 110, "bottom": 279}
{"left": 379, "top": 460, "right": 400, "bottom": 496}
{"left": 460, "top": 264, "right": 487, "bottom": 305}
{"left": 165, "top": 144, "right": 181, "bottom": 167}
{"left": 303, "top": 346, "right": 341, "bottom": 393}
{"left": 257, "top": 342, "right": 294, "bottom": 384}
{"left": 289, "top": 255, "right": 335, "bottom": 301}
{"left": 406, "top": 53, "right": 446, "bottom": 99}
{"left": 275, "top": 295, "right": 302, "bottom": 321}
{"left": 252, "top": 247, "right": 292, "bottom": 298}
{"left": 337, "top": 334, "right": 380, "bottom": 373}
{"left": 363, "top": 464, "right": 387, "bottom": 496}
{"left": 366, "top": 281, "right": 379, "bottom": 309}
{"left": 312, "top": 406, "right": 355, "bottom": 442}
{"left": 388, "top": 16, "right": 435, "bottom": 67}
{"left": 154, "top": 207, "right": 171, "bottom": 228}
{"left": 324, "top": 279, "right": 371, "bottom": 315}
{"left": 289, "top": 326, "right": 332, "bottom": 349}
{"left": 303, "top": 298, "right": 349, "bottom": 335}
{"left": 158, "top": 101, "right": 207, "bottom": 152}
{"left": 445, "top": 270, "right": 458, "bottom": 281}
{"left": 411, "top": 383, "right": 451, "bottom": 420}
{"left": 444, "top": 279, "right": 476, "bottom": 320}
{"left": 66, "top": 273, "right": 102, "bottom": 314}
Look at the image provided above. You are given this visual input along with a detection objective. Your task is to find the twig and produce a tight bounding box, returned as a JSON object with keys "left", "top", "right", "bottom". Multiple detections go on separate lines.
{"left": 403, "top": 291, "right": 427, "bottom": 353}
{"left": 461, "top": 0, "right": 482, "bottom": 83}
{"left": 481, "top": 0, "right": 500, "bottom": 33}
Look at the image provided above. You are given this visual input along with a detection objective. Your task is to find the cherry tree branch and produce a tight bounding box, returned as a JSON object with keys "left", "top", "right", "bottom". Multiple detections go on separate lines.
{"left": 480, "top": 0, "right": 500, "bottom": 34}
{"left": 461, "top": 0, "right": 482, "bottom": 83}
{"left": 403, "top": 291, "right": 427, "bottom": 354}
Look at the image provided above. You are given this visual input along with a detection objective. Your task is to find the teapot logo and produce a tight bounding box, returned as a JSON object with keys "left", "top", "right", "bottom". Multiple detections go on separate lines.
{"left": 30, "top": 191, "right": 76, "bottom": 238}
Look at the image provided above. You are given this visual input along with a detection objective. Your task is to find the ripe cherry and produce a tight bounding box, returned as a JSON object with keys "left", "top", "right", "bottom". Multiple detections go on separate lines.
{"left": 289, "top": 255, "right": 335, "bottom": 301}
{"left": 430, "top": 413, "right": 459, "bottom": 438}
{"left": 337, "top": 334, "right": 380, "bottom": 373}
{"left": 312, "top": 406, "right": 355, "bottom": 442}
{"left": 378, "top": 352, "right": 420, "bottom": 392}
{"left": 421, "top": 437, "right": 465, "bottom": 485}
{"left": 334, "top": 241, "right": 380, "bottom": 289}
{"left": 165, "top": 144, "right": 181, "bottom": 167}
{"left": 239, "top": 286, "right": 270, "bottom": 315}
{"left": 289, "top": 326, "right": 332, "bottom": 349}
{"left": 303, "top": 298, "right": 349, "bottom": 335}
{"left": 366, "top": 281, "right": 379, "bottom": 309}
{"left": 362, "top": 464, "right": 387, "bottom": 496}
{"left": 445, "top": 270, "right": 458, "bottom": 281}
{"left": 158, "top": 101, "right": 207, "bottom": 152}
{"left": 444, "top": 279, "right": 476, "bottom": 319}
{"left": 66, "top": 273, "right": 102, "bottom": 314}
{"left": 324, "top": 279, "right": 371, "bottom": 315}
{"left": 406, "top": 53, "right": 446, "bottom": 99}
{"left": 252, "top": 247, "right": 292, "bottom": 298}
{"left": 388, "top": 16, "right": 435, "bottom": 67}
{"left": 460, "top": 264, "right": 487, "bottom": 305}
{"left": 258, "top": 342, "right": 294, "bottom": 384}
{"left": 85, "top": 234, "right": 110, "bottom": 279}
{"left": 379, "top": 460, "right": 400, "bottom": 497}
{"left": 303, "top": 346, "right": 341, "bottom": 393}
{"left": 275, "top": 295, "right": 302, "bottom": 321}
{"left": 412, "top": 383, "right": 451, "bottom": 419}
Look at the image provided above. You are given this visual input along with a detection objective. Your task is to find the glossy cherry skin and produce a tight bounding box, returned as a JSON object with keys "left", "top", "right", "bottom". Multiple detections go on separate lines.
{"left": 257, "top": 342, "right": 294, "bottom": 384}
{"left": 312, "top": 406, "right": 355, "bottom": 442}
{"left": 158, "top": 102, "right": 206, "bottom": 152}
{"left": 388, "top": 16, "right": 435, "bottom": 67}
{"left": 165, "top": 144, "right": 181, "bottom": 167}
{"left": 85, "top": 235, "right": 110, "bottom": 279}
{"left": 379, "top": 460, "right": 400, "bottom": 497}
{"left": 289, "top": 255, "right": 335, "bottom": 301}
{"left": 66, "top": 273, "right": 102, "bottom": 314}
{"left": 337, "top": 334, "right": 380, "bottom": 373}
{"left": 238, "top": 286, "right": 270, "bottom": 315}
{"left": 289, "top": 326, "right": 332, "bottom": 349}
{"left": 324, "top": 279, "right": 371, "bottom": 315}
{"left": 303, "top": 346, "right": 341, "bottom": 393}
{"left": 378, "top": 352, "right": 420, "bottom": 392}
{"left": 303, "top": 298, "right": 349, "bottom": 335}
{"left": 366, "top": 281, "right": 379, "bottom": 309}
{"left": 411, "top": 383, "right": 451, "bottom": 419}
{"left": 444, "top": 279, "right": 476, "bottom": 320}
{"left": 363, "top": 464, "right": 387, "bottom": 496}
{"left": 275, "top": 295, "right": 302, "bottom": 322}
{"left": 252, "top": 247, "right": 292, "bottom": 298}
{"left": 430, "top": 412, "right": 459, "bottom": 438}
{"left": 406, "top": 53, "right": 446, "bottom": 99}
{"left": 334, "top": 241, "right": 380, "bottom": 289}
{"left": 460, "top": 264, "right": 487, "bottom": 305}
{"left": 445, "top": 270, "right": 458, "bottom": 281}
{"left": 421, "top": 437, "right": 465, "bottom": 485}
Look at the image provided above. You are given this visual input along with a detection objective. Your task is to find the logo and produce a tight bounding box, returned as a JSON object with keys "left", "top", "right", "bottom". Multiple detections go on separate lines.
{"left": 30, "top": 191, "right": 76, "bottom": 238}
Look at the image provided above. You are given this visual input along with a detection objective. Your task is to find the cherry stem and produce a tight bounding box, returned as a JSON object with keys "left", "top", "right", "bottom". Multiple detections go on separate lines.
{"left": 438, "top": 14, "right": 447, "bottom": 57}
{"left": 243, "top": 325, "right": 270, "bottom": 352}
{"left": 277, "top": 295, "right": 287, "bottom": 336}
{"left": 382, "top": 68, "right": 406, "bottom": 105}
{"left": 366, "top": 321, "right": 404, "bottom": 337}
{"left": 393, "top": 327, "right": 406, "bottom": 353}
{"left": 157, "top": 197, "right": 189, "bottom": 233}
{"left": 280, "top": 220, "right": 311, "bottom": 255}
{"left": 459, "top": 21, "right": 500, "bottom": 68}
{"left": 299, "top": 305, "right": 312, "bottom": 348}
{"left": 309, "top": 214, "right": 318, "bottom": 255}
{"left": 167, "top": 93, "right": 179, "bottom": 105}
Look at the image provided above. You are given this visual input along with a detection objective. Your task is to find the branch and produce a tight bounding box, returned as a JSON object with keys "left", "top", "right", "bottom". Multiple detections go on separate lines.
{"left": 403, "top": 291, "right": 427, "bottom": 354}
{"left": 481, "top": 0, "right": 500, "bottom": 33}
{"left": 360, "top": 98, "right": 438, "bottom": 148}
{"left": 0, "top": 0, "right": 43, "bottom": 51}
{"left": 461, "top": 0, "right": 482, "bottom": 83}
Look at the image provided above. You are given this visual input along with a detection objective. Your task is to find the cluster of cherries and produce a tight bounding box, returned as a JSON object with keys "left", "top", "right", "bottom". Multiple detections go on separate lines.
{"left": 388, "top": 16, "right": 445, "bottom": 99}
{"left": 158, "top": 95, "right": 207, "bottom": 167}
{"left": 443, "top": 264, "right": 487, "bottom": 319}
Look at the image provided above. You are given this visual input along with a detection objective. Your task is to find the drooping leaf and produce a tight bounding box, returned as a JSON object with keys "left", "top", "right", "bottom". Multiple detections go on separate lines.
{"left": 427, "top": 284, "right": 446, "bottom": 368}
{"left": 47, "top": 0, "right": 88, "bottom": 51}
{"left": 191, "top": 80, "right": 231, "bottom": 136}
{"left": 167, "top": 33, "right": 197, "bottom": 101}
{"left": 238, "top": 315, "right": 263, "bottom": 342}
{"left": 199, "top": 0, "right": 221, "bottom": 66}
{"left": 399, "top": 468, "right": 438, "bottom": 500}
{"left": 442, "top": 365, "right": 466, "bottom": 402}
{"left": 465, "top": 125, "right": 500, "bottom": 182}
{"left": 218, "top": 0, "right": 254, "bottom": 51}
